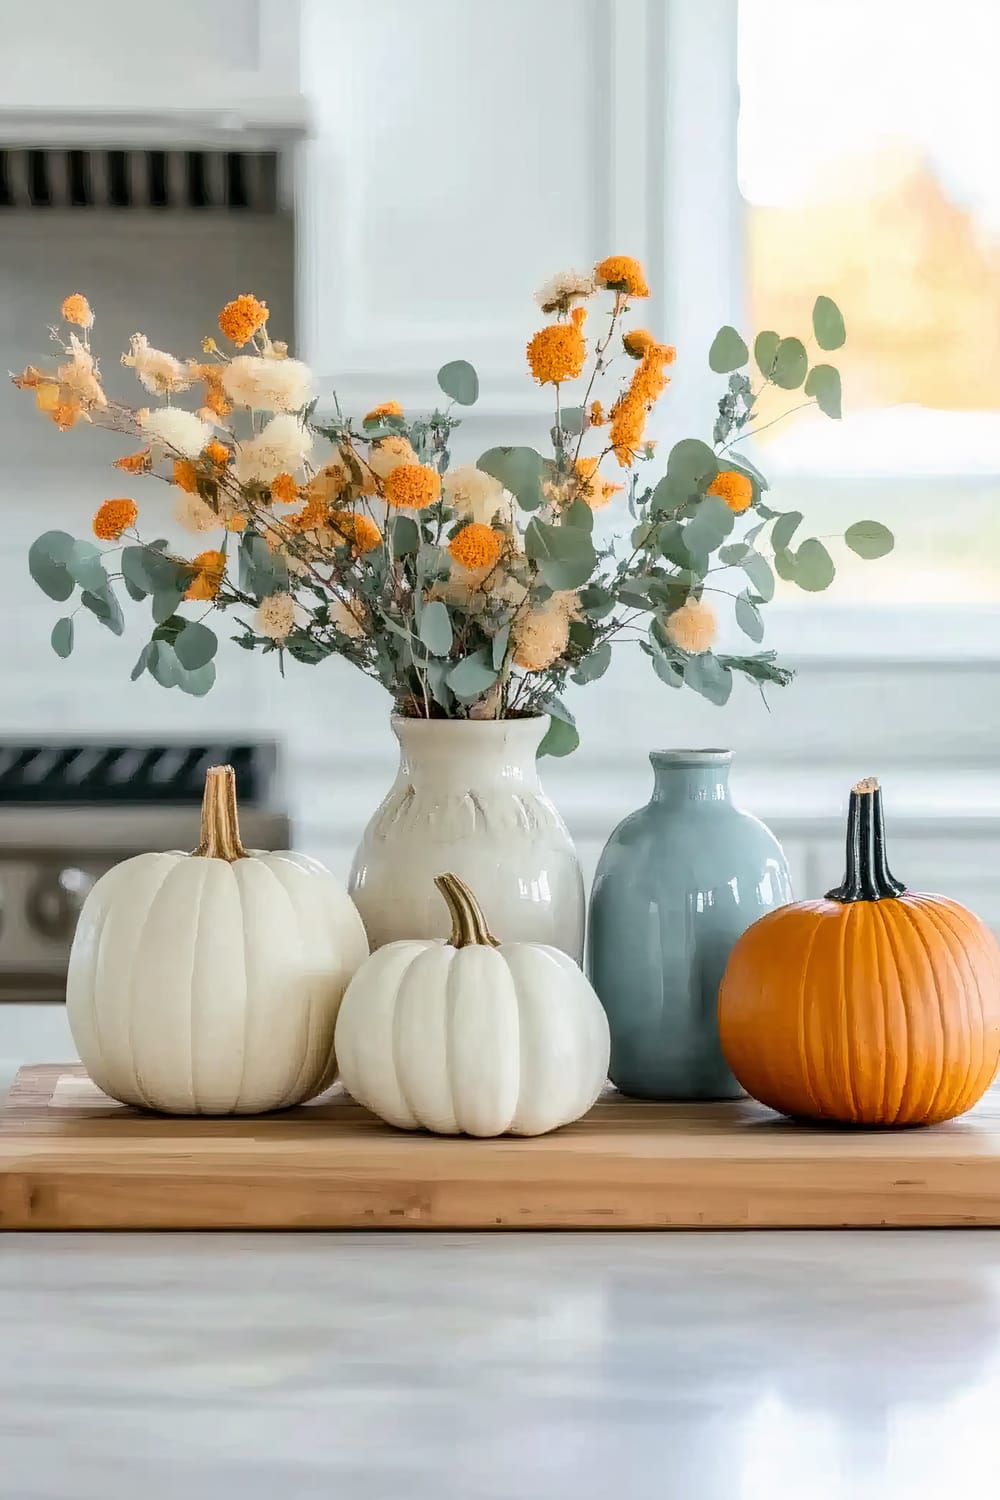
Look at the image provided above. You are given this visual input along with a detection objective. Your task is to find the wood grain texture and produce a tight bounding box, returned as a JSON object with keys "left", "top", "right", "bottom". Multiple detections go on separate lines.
{"left": 2, "top": 1065, "right": 1000, "bottom": 1230}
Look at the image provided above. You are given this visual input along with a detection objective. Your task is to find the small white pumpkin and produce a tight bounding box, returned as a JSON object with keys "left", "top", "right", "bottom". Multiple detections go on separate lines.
{"left": 335, "top": 873, "right": 610, "bottom": 1136}
{"left": 67, "top": 765, "right": 369, "bottom": 1115}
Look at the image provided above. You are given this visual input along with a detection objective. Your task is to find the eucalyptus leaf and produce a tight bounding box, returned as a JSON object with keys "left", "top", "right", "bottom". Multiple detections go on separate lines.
{"left": 148, "top": 640, "right": 182, "bottom": 689}
{"left": 477, "top": 446, "right": 545, "bottom": 511}
{"left": 50, "top": 617, "right": 74, "bottom": 658}
{"left": 729, "top": 450, "right": 770, "bottom": 491}
{"left": 754, "top": 330, "right": 780, "bottom": 379}
{"left": 735, "top": 590, "right": 765, "bottom": 643}
{"left": 579, "top": 584, "right": 615, "bottom": 619}
{"left": 649, "top": 647, "right": 683, "bottom": 689}
{"left": 123, "top": 575, "right": 146, "bottom": 603}
{"left": 437, "top": 359, "right": 479, "bottom": 406}
{"left": 563, "top": 497, "right": 594, "bottom": 533}
{"left": 81, "top": 586, "right": 125, "bottom": 636}
{"left": 446, "top": 649, "right": 498, "bottom": 700}
{"left": 391, "top": 515, "right": 421, "bottom": 557}
{"left": 524, "top": 516, "right": 596, "bottom": 589}
{"left": 559, "top": 405, "right": 585, "bottom": 435}
{"left": 28, "top": 531, "right": 76, "bottom": 602}
{"left": 708, "top": 325, "right": 749, "bottom": 373}
{"left": 573, "top": 641, "right": 612, "bottom": 684}
{"left": 793, "top": 538, "right": 836, "bottom": 591}
{"left": 741, "top": 550, "right": 775, "bottom": 602}
{"left": 667, "top": 438, "right": 718, "bottom": 495}
{"left": 774, "top": 547, "right": 798, "bottom": 582}
{"left": 67, "top": 541, "right": 108, "bottom": 594}
{"left": 684, "top": 653, "right": 733, "bottom": 705}
{"left": 152, "top": 582, "right": 188, "bottom": 625}
{"left": 537, "top": 716, "right": 579, "bottom": 758}
{"left": 130, "top": 643, "right": 152, "bottom": 681}
{"left": 772, "top": 337, "right": 808, "bottom": 390}
{"left": 539, "top": 696, "right": 576, "bottom": 726}
{"left": 418, "top": 600, "right": 453, "bottom": 656}
{"left": 845, "top": 520, "right": 894, "bottom": 560}
{"left": 804, "top": 363, "right": 842, "bottom": 419}
{"left": 812, "top": 295, "right": 846, "bottom": 350}
{"left": 122, "top": 544, "right": 189, "bottom": 597}
{"left": 178, "top": 661, "right": 217, "bottom": 697}
{"left": 174, "top": 620, "right": 219, "bottom": 670}
{"left": 684, "top": 495, "right": 735, "bottom": 561}
{"left": 491, "top": 624, "right": 510, "bottom": 670}
{"left": 771, "top": 510, "right": 803, "bottom": 551}
{"left": 425, "top": 661, "right": 453, "bottom": 711}
{"left": 718, "top": 542, "right": 749, "bottom": 565}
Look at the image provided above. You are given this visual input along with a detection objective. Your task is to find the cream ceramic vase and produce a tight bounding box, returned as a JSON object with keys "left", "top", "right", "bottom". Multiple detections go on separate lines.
{"left": 348, "top": 717, "right": 585, "bottom": 959}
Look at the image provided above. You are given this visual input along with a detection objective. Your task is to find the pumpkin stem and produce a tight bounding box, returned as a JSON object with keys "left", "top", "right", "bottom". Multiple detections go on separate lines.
{"left": 434, "top": 873, "right": 501, "bottom": 949}
{"left": 194, "top": 765, "right": 248, "bottom": 862}
{"left": 826, "top": 778, "right": 906, "bottom": 902}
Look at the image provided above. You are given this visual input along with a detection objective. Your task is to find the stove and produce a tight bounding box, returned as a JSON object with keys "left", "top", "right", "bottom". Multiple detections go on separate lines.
{"left": 0, "top": 742, "right": 290, "bottom": 1001}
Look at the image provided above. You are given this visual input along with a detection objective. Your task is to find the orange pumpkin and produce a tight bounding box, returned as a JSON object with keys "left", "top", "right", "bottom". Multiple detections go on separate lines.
{"left": 718, "top": 778, "right": 1000, "bottom": 1126}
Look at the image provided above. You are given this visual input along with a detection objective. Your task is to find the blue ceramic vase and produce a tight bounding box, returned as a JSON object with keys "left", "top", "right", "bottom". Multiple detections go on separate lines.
{"left": 587, "top": 749, "right": 792, "bottom": 1100}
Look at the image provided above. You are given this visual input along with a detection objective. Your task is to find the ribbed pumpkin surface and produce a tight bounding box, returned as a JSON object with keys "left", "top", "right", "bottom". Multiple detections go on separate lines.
{"left": 719, "top": 892, "right": 1000, "bottom": 1126}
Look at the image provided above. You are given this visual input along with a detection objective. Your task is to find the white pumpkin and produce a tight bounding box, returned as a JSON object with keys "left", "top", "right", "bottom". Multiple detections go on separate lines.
{"left": 335, "top": 873, "right": 610, "bottom": 1136}
{"left": 67, "top": 765, "right": 369, "bottom": 1115}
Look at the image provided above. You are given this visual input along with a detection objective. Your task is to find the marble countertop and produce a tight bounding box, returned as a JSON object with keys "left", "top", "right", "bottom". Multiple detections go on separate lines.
{"left": 1, "top": 1230, "right": 999, "bottom": 1500}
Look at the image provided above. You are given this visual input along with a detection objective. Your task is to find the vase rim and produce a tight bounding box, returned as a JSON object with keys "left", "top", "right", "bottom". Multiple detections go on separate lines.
{"left": 649, "top": 748, "right": 733, "bottom": 767}
{"left": 391, "top": 714, "right": 544, "bottom": 731}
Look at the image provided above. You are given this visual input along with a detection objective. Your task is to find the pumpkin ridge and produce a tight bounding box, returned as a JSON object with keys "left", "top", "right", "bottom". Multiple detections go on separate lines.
{"left": 795, "top": 915, "right": 828, "bottom": 1119}
{"left": 929, "top": 901, "right": 983, "bottom": 1118}
{"left": 898, "top": 895, "right": 966, "bottom": 1121}
{"left": 909, "top": 896, "right": 984, "bottom": 1120}
{"left": 839, "top": 903, "right": 862, "bottom": 1121}
{"left": 127, "top": 858, "right": 189, "bottom": 1112}
{"left": 877, "top": 900, "right": 920, "bottom": 1123}
{"left": 935, "top": 898, "right": 1000, "bottom": 1108}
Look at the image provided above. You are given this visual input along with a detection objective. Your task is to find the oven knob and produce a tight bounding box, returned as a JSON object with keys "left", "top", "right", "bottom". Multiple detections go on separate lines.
{"left": 27, "top": 867, "right": 95, "bottom": 940}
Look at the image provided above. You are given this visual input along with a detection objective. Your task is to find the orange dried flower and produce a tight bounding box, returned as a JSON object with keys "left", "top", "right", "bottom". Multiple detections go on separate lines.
{"left": 113, "top": 448, "right": 151, "bottom": 474}
{"left": 570, "top": 307, "right": 587, "bottom": 329}
{"left": 666, "top": 597, "right": 717, "bottom": 654}
{"left": 193, "top": 363, "right": 232, "bottom": 419}
{"left": 270, "top": 472, "right": 299, "bottom": 505}
{"left": 203, "top": 439, "right": 230, "bottom": 468}
{"left": 594, "top": 255, "right": 650, "bottom": 297}
{"left": 623, "top": 328, "right": 655, "bottom": 359}
{"left": 92, "top": 498, "right": 137, "bottom": 540}
{"left": 329, "top": 510, "right": 383, "bottom": 553}
{"left": 589, "top": 400, "right": 605, "bottom": 426}
{"left": 184, "top": 549, "right": 226, "bottom": 601}
{"left": 225, "top": 513, "right": 247, "bottom": 533}
{"left": 526, "top": 323, "right": 587, "bottom": 385}
{"left": 173, "top": 458, "right": 199, "bottom": 494}
{"left": 217, "top": 294, "right": 269, "bottom": 347}
{"left": 383, "top": 463, "right": 442, "bottom": 510}
{"left": 364, "top": 401, "right": 403, "bottom": 422}
{"left": 305, "top": 464, "right": 347, "bottom": 506}
{"left": 448, "top": 523, "right": 502, "bottom": 572}
{"left": 61, "top": 293, "right": 94, "bottom": 329}
{"left": 609, "top": 393, "right": 647, "bottom": 467}
{"left": 707, "top": 469, "right": 754, "bottom": 514}
{"left": 574, "top": 456, "right": 623, "bottom": 510}
{"left": 631, "top": 346, "right": 674, "bottom": 405}
{"left": 12, "top": 365, "right": 44, "bottom": 390}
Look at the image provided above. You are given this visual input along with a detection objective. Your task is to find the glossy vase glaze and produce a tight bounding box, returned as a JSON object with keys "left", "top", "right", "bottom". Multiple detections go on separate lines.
{"left": 587, "top": 749, "right": 792, "bottom": 1100}
{"left": 348, "top": 717, "right": 585, "bottom": 959}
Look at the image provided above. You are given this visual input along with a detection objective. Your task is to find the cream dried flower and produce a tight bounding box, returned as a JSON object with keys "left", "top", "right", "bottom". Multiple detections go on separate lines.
{"left": 512, "top": 592, "right": 579, "bottom": 671}
{"left": 442, "top": 465, "right": 513, "bottom": 526}
{"left": 222, "top": 355, "right": 313, "bottom": 413}
{"left": 255, "top": 591, "right": 296, "bottom": 642}
{"left": 122, "top": 334, "right": 191, "bottom": 396}
{"left": 234, "top": 413, "right": 313, "bottom": 485}
{"left": 57, "top": 335, "right": 107, "bottom": 407}
{"left": 666, "top": 597, "right": 717, "bottom": 654}
{"left": 367, "top": 434, "right": 417, "bottom": 481}
{"left": 174, "top": 490, "right": 219, "bottom": 533}
{"left": 329, "top": 597, "right": 366, "bottom": 639}
{"left": 534, "top": 268, "right": 597, "bottom": 315}
{"left": 139, "top": 406, "right": 212, "bottom": 458}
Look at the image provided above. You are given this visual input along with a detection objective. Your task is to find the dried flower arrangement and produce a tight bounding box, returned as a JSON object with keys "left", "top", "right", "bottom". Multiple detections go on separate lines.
{"left": 14, "top": 263, "right": 892, "bottom": 754}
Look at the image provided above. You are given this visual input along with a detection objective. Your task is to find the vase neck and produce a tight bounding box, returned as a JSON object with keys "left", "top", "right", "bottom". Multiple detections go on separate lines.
{"left": 393, "top": 717, "right": 544, "bottom": 792}
{"left": 649, "top": 749, "right": 732, "bottom": 807}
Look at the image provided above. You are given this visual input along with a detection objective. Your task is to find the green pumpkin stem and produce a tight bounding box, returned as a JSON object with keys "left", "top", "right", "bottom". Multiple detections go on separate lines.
{"left": 434, "top": 873, "right": 501, "bottom": 949}
{"left": 826, "top": 777, "right": 906, "bottom": 903}
{"left": 194, "top": 765, "right": 247, "bottom": 863}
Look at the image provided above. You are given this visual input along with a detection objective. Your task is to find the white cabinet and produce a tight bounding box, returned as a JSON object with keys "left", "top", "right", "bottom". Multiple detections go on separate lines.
{"left": 0, "top": 0, "right": 306, "bottom": 146}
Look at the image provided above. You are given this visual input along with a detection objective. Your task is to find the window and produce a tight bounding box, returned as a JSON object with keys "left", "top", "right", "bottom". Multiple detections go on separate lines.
{"left": 738, "top": 0, "right": 1000, "bottom": 607}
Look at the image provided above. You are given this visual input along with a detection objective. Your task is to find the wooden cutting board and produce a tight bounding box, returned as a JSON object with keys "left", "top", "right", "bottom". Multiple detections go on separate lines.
{"left": 1, "top": 1064, "right": 999, "bottom": 1230}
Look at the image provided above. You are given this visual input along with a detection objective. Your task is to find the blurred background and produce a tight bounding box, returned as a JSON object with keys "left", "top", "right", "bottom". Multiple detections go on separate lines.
{"left": 0, "top": 0, "right": 998, "bottom": 1054}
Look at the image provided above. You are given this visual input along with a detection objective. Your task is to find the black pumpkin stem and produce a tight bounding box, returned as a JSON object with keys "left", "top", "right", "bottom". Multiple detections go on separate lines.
{"left": 826, "top": 777, "right": 906, "bottom": 903}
